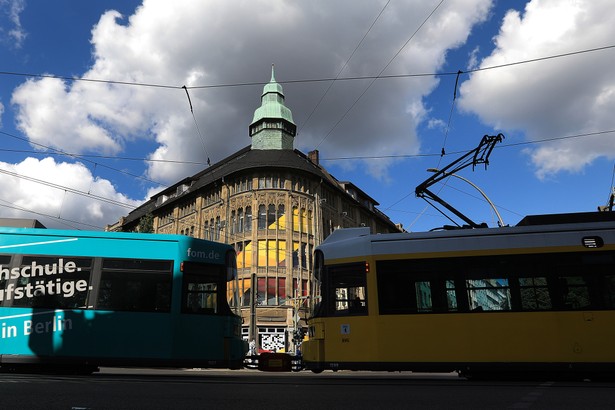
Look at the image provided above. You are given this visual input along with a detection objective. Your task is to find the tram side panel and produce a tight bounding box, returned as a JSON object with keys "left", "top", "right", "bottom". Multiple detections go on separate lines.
{"left": 0, "top": 228, "right": 245, "bottom": 370}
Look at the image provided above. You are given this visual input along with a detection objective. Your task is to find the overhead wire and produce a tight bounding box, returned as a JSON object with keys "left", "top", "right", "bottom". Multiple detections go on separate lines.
{"left": 298, "top": 0, "right": 391, "bottom": 134}
{"left": 182, "top": 85, "right": 212, "bottom": 166}
{"left": 0, "top": 39, "right": 613, "bottom": 227}
{"left": 1, "top": 128, "right": 613, "bottom": 164}
{"left": 0, "top": 129, "right": 168, "bottom": 187}
{"left": 0, "top": 45, "right": 612, "bottom": 93}
{"left": 0, "top": 167, "right": 137, "bottom": 209}
{"left": 315, "top": 0, "right": 446, "bottom": 149}
{"left": 0, "top": 198, "right": 104, "bottom": 230}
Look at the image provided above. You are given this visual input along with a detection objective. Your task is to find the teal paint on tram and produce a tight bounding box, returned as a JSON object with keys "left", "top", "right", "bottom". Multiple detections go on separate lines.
{"left": 0, "top": 227, "right": 246, "bottom": 371}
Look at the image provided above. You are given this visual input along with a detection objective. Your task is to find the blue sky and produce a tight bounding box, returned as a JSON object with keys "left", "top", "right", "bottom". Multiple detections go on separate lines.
{"left": 0, "top": 0, "right": 614, "bottom": 232}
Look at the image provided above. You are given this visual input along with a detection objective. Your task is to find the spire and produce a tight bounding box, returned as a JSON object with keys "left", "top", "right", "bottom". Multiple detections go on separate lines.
{"left": 261, "top": 64, "right": 285, "bottom": 98}
{"left": 250, "top": 66, "right": 297, "bottom": 150}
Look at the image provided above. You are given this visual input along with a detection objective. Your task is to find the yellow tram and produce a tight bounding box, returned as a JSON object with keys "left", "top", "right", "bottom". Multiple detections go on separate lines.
{"left": 302, "top": 212, "right": 615, "bottom": 379}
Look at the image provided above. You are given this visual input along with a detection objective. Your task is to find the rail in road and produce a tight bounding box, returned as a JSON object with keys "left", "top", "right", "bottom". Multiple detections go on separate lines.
{"left": 1, "top": 368, "right": 614, "bottom": 410}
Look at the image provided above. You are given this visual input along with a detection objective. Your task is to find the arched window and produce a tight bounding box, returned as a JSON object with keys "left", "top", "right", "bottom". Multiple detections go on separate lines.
{"left": 245, "top": 206, "right": 252, "bottom": 231}
{"left": 267, "top": 204, "right": 276, "bottom": 229}
{"left": 258, "top": 205, "right": 266, "bottom": 229}
{"left": 238, "top": 208, "right": 244, "bottom": 233}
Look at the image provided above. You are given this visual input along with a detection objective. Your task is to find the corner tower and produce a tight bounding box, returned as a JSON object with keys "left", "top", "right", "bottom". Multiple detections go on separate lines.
{"left": 249, "top": 65, "right": 297, "bottom": 150}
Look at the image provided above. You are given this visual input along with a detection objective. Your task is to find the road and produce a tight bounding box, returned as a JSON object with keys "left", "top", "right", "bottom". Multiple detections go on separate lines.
{"left": 1, "top": 367, "right": 614, "bottom": 409}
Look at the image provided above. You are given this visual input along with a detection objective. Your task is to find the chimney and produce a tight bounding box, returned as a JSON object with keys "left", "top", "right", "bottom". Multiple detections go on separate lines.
{"left": 308, "top": 150, "right": 319, "bottom": 165}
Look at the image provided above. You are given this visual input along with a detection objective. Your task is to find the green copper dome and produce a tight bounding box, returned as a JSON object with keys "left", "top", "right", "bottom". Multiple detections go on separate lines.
{"left": 250, "top": 65, "right": 297, "bottom": 150}
{"left": 251, "top": 65, "right": 295, "bottom": 126}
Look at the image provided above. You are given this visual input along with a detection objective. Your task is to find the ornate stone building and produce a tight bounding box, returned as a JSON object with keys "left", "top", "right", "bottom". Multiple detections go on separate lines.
{"left": 108, "top": 68, "right": 400, "bottom": 353}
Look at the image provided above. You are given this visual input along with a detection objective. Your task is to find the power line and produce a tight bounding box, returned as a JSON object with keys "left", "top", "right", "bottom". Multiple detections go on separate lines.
{"left": 320, "top": 129, "right": 615, "bottom": 161}
{"left": 0, "top": 130, "right": 168, "bottom": 187}
{"left": 298, "top": 0, "right": 391, "bottom": 134}
{"left": 1, "top": 44, "right": 612, "bottom": 92}
{"left": 0, "top": 198, "right": 104, "bottom": 230}
{"left": 0, "top": 167, "right": 137, "bottom": 210}
{"left": 315, "top": 0, "right": 446, "bottom": 149}
{"left": 2, "top": 128, "right": 613, "bottom": 164}
{"left": 182, "top": 85, "right": 212, "bottom": 165}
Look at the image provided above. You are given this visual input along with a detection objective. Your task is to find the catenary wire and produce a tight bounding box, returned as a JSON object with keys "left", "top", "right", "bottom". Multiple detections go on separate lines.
{"left": 298, "top": 0, "right": 391, "bottom": 134}
{"left": 314, "top": 0, "right": 446, "bottom": 149}
{"left": 0, "top": 45, "right": 612, "bottom": 92}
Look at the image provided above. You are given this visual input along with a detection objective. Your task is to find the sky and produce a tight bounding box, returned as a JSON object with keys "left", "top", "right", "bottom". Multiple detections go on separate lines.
{"left": 0, "top": 0, "right": 614, "bottom": 232}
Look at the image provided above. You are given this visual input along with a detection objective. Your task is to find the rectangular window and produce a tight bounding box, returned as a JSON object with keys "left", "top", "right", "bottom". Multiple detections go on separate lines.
{"left": 374, "top": 251, "right": 615, "bottom": 315}
{"left": 267, "top": 277, "right": 276, "bottom": 305}
{"left": 415, "top": 281, "right": 432, "bottom": 312}
{"left": 559, "top": 276, "right": 590, "bottom": 309}
{"left": 377, "top": 268, "right": 414, "bottom": 315}
{"left": 446, "top": 280, "right": 458, "bottom": 311}
{"left": 257, "top": 277, "right": 265, "bottom": 305}
{"left": 183, "top": 279, "right": 216, "bottom": 314}
{"left": 12, "top": 256, "right": 93, "bottom": 310}
{"left": 241, "top": 277, "right": 252, "bottom": 307}
{"left": 519, "top": 277, "right": 552, "bottom": 310}
{"left": 466, "top": 279, "right": 511, "bottom": 311}
{"left": 278, "top": 278, "right": 287, "bottom": 305}
{"left": 180, "top": 261, "right": 230, "bottom": 315}
{"left": 97, "top": 258, "right": 172, "bottom": 312}
{"left": 328, "top": 263, "right": 367, "bottom": 316}
{"left": 267, "top": 240, "right": 277, "bottom": 267}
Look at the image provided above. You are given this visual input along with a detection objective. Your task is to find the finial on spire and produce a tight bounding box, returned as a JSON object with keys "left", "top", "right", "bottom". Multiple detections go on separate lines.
{"left": 271, "top": 64, "right": 275, "bottom": 82}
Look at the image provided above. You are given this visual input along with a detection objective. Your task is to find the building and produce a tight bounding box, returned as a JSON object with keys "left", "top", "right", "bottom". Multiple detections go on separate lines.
{"left": 0, "top": 219, "right": 46, "bottom": 228}
{"left": 108, "top": 67, "right": 400, "bottom": 353}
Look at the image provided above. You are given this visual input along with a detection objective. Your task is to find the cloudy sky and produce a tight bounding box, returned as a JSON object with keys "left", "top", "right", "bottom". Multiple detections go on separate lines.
{"left": 0, "top": 0, "right": 613, "bottom": 232}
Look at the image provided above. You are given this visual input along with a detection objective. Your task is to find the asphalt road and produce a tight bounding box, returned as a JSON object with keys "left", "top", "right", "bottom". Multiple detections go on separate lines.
{"left": 1, "top": 367, "right": 614, "bottom": 410}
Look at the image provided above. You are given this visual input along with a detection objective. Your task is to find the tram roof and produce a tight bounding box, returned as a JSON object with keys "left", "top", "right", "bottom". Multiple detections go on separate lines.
{"left": 317, "top": 211, "right": 615, "bottom": 261}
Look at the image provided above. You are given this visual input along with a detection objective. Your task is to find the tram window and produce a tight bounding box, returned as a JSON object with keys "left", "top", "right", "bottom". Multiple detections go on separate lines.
{"left": 11, "top": 256, "right": 93, "bottom": 310}
{"left": 559, "top": 276, "right": 590, "bottom": 309}
{"left": 186, "top": 282, "right": 217, "bottom": 313}
{"left": 466, "top": 279, "right": 511, "bottom": 311}
{"left": 182, "top": 272, "right": 219, "bottom": 314}
{"left": 328, "top": 263, "right": 367, "bottom": 316}
{"left": 97, "top": 258, "right": 172, "bottom": 312}
{"left": 182, "top": 262, "right": 234, "bottom": 315}
{"left": 603, "top": 276, "right": 615, "bottom": 308}
{"left": 446, "top": 280, "right": 458, "bottom": 311}
{"left": 415, "top": 281, "right": 432, "bottom": 312}
{"left": 377, "top": 271, "right": 416, "bottom": 314}
{"left": 519, "top": 277, "right": 552, "bottom": 310}
{"left": 97, "top": 271, "right": 171, "bottom": 312}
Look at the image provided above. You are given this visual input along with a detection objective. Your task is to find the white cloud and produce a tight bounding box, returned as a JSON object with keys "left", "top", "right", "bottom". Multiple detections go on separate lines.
{"left": 0, "top": 0, "right": 26, "bottom": 47}
{"left": 3, "top": 0, "right": 496, "bottom": 227}
{"left": 467, "top": 46, "right": 480, "bottom": 70}
{"left": 9, "top": 0, "right": 493, "bottom": 185}
{"left": 458, "top": 0, "right": 615, "bottom": 178}
{"left": 0, "top": 157, "right": 143, "bottom": 229}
